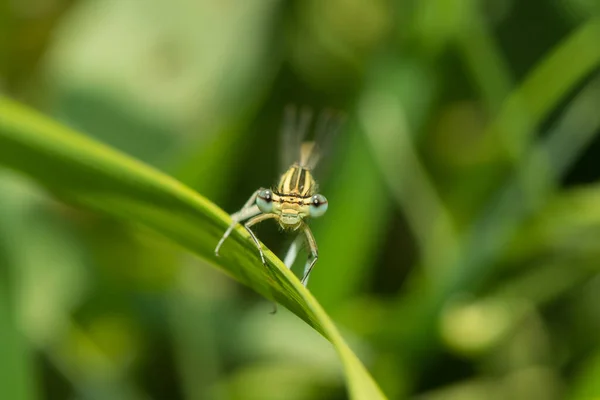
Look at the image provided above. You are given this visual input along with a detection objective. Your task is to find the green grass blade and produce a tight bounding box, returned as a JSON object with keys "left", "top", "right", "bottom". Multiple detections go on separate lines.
{"left": 0, "top": 97, "right": 387, "bottom": 400}
{"left": 568, "top": 349, "right": 600, "bottom": 400}
{"left": 310, "top": 126, "right": 391, "bottom": 310}
{"left": 0, "top": 279, "right": 38, "bottom": 400}
{"left": 491, "top": 16, "right": 600, "bottom": 160}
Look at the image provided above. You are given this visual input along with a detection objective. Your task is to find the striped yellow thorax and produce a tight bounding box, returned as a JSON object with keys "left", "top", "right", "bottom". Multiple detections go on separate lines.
{"left": 271, "top": 164, "right": 318, "bottom": 230}
{"left": 276, "top": 164, "right": 317, "bottom": 197}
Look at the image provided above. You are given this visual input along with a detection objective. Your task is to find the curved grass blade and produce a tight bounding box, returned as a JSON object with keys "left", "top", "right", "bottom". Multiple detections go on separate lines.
{"left": 0, "top": 97, "right": 386, "bottom": 400}
{"left": 0, "top": 275, "right": 37, "bottom": 400}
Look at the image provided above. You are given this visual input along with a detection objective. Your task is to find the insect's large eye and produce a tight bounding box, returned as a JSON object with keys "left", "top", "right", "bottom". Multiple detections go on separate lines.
{"left": 309, "top": 194, "right": 328, "bottom": 217}
{"left": 256, "top": 189, "right": 274, "bottom": 213}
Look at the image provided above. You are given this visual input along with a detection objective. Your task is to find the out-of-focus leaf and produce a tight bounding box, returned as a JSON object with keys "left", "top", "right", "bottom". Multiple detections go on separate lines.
{"left": 359, "top": 66, "right": 457, "bottom": 274}
{"left": 382, "top": 60, "right": 600, "bottom": 376}
{"left": 489, "top": 17, "right": 600, "bottom": 160}
{"left": 412, "top": 0, "right": 477, "bottom": 55}
{"left": 214, "top": 361, "right": 339, "bottom": 400}
{"left": 310, "top": 125, "right": 390, "bottom": 310}
{"left": 222, "top": 305, "right": 343, "bottom": 399}
{"left": 565, "top": 278, "right": 600, "bottom": 400}
{"left": 569, "top": 349, "right": 600, "bottom": 400}
{"left": 0, "top": 173, "right": 147, "bottom": 398}
{"left": 416, "top": 368, "right": 562, "bottom": 400}
{"left": 43, "top": 0, "right": 281, "bottom": 166}
{"left": 168, "top": 260, "right": 228, "bottom": 400}
{"left": 507, "top": 184, "right": 600, "bottom": 264}
{"left": 0, "top": 254, "right": 38, "bottom": 400}
{"left": 289, "top": 0, "right": 391, "bottom": 92}
{"left": 0, "top": 174, "right": 88, "bottom": 346}
{"left": 409, "top": 21, "right": 600, "bottom": 301}
{"left": 0, "top": 98, "right": 387, "bottom": 400}
{"left": 454, "top": 1, "right": 513, "bottom": 113}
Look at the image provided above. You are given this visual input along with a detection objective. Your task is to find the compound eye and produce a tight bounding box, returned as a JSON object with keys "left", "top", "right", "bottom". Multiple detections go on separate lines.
{"left": 309, "top": 194, "right": 328, "bottom": 218}
{"left": 256, "top": 189, "right": 274, "bottom": 213}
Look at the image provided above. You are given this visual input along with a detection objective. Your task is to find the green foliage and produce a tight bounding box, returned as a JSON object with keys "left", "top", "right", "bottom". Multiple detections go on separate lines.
{"left": 0, "top": 98, "right": 385, "bottom": 399}
{"left": 2, "top": 1, "right": 600, "bottom": 399}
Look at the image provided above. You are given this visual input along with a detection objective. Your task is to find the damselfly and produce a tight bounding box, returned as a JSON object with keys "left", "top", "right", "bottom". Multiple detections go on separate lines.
{"left": 214, "top": 106, "right": 344, "bottom": 287}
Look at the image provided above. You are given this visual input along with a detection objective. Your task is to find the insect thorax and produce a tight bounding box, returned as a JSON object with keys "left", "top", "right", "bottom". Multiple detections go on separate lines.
{"left": 275, "top": 164, "right": 317, "bottom": 197}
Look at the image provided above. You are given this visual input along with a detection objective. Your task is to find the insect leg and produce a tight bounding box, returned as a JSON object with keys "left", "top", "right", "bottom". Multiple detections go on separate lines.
{"left": 215, "top": 189, "right": 263, "bottom": 256}
{"left": 283, "top": 235, "right": 304, "bottom": 270}
{"left": 244, "top": 213, "right": 277, "bottom": 265}
{"left": 300, "top": 225, "right": 319, "bottom": 287}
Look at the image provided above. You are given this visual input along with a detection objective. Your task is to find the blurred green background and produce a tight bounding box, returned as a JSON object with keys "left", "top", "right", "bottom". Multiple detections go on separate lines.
{"left": 2, "top": 0, "right": 600, "bottom": 399}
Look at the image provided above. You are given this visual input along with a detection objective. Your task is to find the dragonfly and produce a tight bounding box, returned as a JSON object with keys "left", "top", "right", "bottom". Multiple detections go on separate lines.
{"left": 214, "top": 106, "right": 344, "bottom": 287}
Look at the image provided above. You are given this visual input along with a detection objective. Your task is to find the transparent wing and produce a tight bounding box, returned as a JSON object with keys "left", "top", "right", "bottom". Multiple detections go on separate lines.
{"left": 279, "top": 105, "right": 313, "bottom": 172}
{"left": 279, "top": 105, "right": 346, "bottom": 173}
{"left": 301, "top": 109, "right": 346, "bottom": 172}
